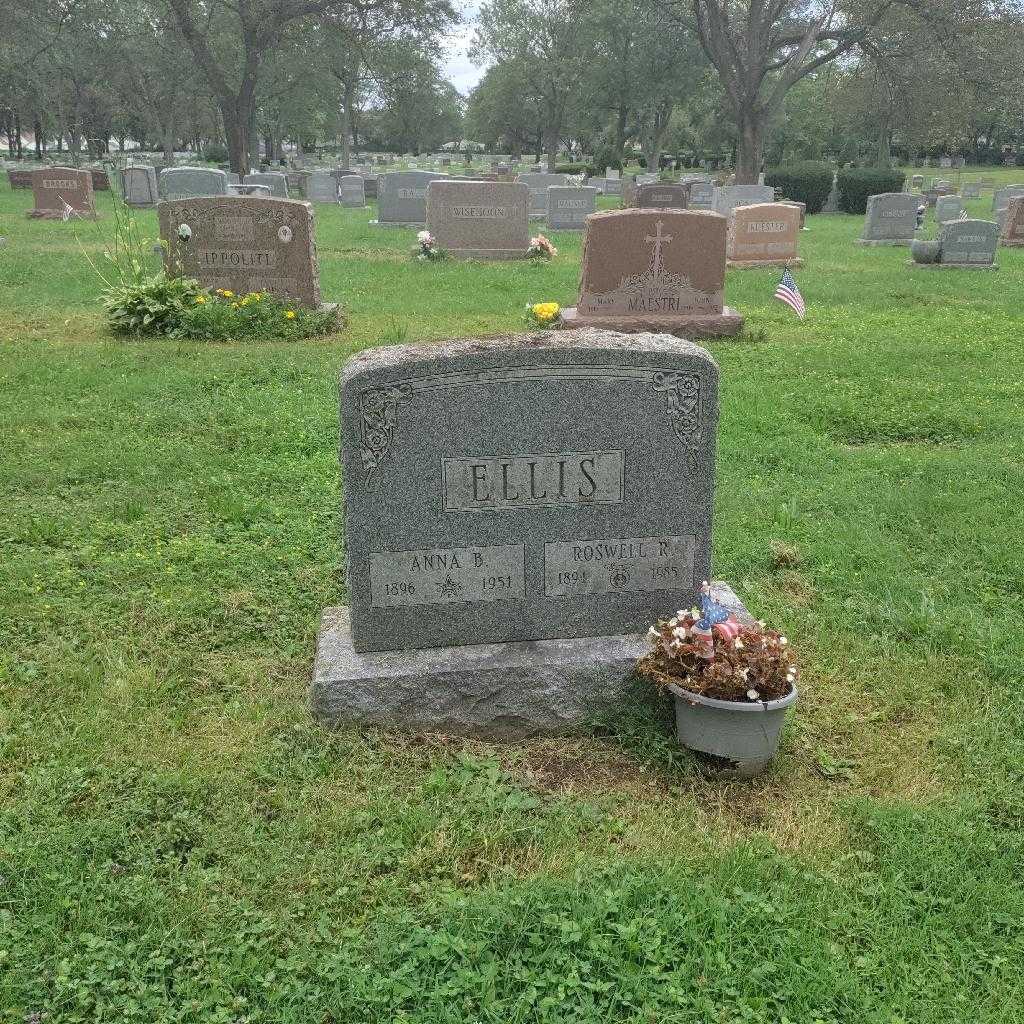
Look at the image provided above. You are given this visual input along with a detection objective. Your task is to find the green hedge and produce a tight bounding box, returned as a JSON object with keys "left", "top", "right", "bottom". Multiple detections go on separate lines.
{"left": 764, "top": 162, "right": 834, "bottom": 214}
{"left": 555, "top": 162, "right": 591, "bottom": 176}
{"left": 836, "top": 168, "right": 907, "bottom": 214}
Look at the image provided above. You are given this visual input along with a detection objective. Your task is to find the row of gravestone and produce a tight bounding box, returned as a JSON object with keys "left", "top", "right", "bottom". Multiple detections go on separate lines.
{"left": 856, "top": 191, "right": 1011, "bottom": 268}
{"left": 154, "top": 183, "right": 805, "bottom": 347}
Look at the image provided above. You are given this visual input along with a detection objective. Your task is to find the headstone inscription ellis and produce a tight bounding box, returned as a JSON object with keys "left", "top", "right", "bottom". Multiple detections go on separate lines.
{"left": 636, "top": 182, "right": 690, "bottom": 209}
{"left": 426, "top": 180, "right": 530, "bottom": 259}
{"left": 27, "top": 166, "right": 96, "bottom": 219}
{"left": 120, "top": 165, "right": 159, "bottom": 208}
{"left": 726, "top": 202, "right": 802, "bottom": 268}
{"left": 561, "top": 209, "right": 743, "bottom": 338}
{"left": 312, "top": 329, "right": 742, "bottom": 738}
{"left": 999, "top": 196, "right": 1024, "bottom": 247}
{"left": 158, "top": 195, "right": 325, "bottom": 307}
{"left": 159, "top": 166, "right": 229, "bottom": 200}
{"left": 856, "top": 193, "right": 919, "bottom": 245}
{"left": 375, "top": 170, "right": 447, "bottom": 225}
{"left": 546, "top": 185, "right": 598, "bottom": 230}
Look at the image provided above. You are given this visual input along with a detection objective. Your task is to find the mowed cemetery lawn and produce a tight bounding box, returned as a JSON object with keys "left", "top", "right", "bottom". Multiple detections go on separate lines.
{"left": 1, "top": 173, "right": 1023, "bottom": 1023}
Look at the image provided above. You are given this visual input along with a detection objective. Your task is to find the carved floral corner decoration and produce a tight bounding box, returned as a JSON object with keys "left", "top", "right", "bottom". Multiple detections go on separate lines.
{"left": 359, "top": 383, "right": 412, "bottom": 479}
{"left": 652, "top": 371, "right": 702, "bottom": 471}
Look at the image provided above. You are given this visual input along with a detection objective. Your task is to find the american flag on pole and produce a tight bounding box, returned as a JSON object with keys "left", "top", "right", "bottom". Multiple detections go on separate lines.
{"left": 958, "top": 208, "right": 969, "bottom": 220}
{"left": 774, "top": 267, "right": 805, "bottom": 319}
{"left": 59, "top": 197, "right": 76, "bottom": 222}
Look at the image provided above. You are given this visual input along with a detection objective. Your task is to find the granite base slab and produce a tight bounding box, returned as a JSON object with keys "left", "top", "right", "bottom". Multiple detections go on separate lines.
{"left": 311, "top": 583, "right": 751, "bottom": 740}
{"left": 369, "top": 220, "right": 426, "bottom": 228}
{"left": 727, "top": 257, "right": 804, "bottom": 270}
{"left": 905, "top": 261, "right": 998, "bottom": 271}
{"left": 1001, "top": 239, "right": 1024, "bottom": 247}
{"left": 561, "top": 306, "right": 745, "bottom": 339}
{"left": 27, "top": 210, "right": 98, "bottom": 220}
{"left": 855, "top": 237, "right": 913, "bottom": 246}
{"left": 446, "top": 248, "right": 532, "bottom": 261}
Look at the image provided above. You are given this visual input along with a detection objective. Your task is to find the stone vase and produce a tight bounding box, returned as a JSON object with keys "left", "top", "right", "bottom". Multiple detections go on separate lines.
{"left": 666, "top": 683, "right": 798, "bottom": 778}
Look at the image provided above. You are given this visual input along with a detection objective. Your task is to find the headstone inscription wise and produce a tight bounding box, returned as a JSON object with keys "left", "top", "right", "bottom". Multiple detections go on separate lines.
{"left": 158, "top": 195, "right": 325, "bottom": 307}
{"left": 561, "top": 209, "right": 744, "bottom": 338}
{"left": 856, "top": 193, "right": 919, "bottom": 246}
{"left": 546, "top": 185, "right": 598, "bottom": 230}
{"left": 726, "top": 202, "right": 802, "bottom": 268}
{"left": 312, "top": 329, "right": 743, "bottom": 738}
{"left": 426, "top": 180, "right": 530, "bottom": 259}
{"left": 27, "top": 166, "right": 96, "bottom": 219}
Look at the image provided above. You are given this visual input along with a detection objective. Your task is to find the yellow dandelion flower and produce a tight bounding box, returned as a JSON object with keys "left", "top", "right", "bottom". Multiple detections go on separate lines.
{"left": 532, "top": 302, "right": 560, "bottom": 322}
{"left": 222, "top": 289, "right": 234, "bottom": 298}
{"left": 194, "top": 296, "right": 207, "bottom": 304}
{"left": 284, "top": 310, "right": 297, "bottom": 320}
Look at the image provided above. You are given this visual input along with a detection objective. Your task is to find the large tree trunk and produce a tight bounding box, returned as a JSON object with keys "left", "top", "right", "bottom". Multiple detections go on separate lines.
{"left": 339, "top": 77, "right": 356, "bottom": 168}
{"left": 224, "top": 108, "right": 250, "bottom": 176}
{"left": 163, "top": 121, "right": 175, "bottom": 163}
{"left": 735, "top": 109, "right": 764, "bottom": 184}
{"left": 544, "top": 118, "right": 559, "bottom": 173}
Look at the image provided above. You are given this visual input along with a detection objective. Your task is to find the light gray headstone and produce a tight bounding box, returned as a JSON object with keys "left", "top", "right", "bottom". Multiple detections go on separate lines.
{"left": 243, "top": 171, "right": 288, "bottom": 198}
{"left": 307, "top": 171, "right": 338, "bottom": 203}
{"left": 516, "top": 172, "right": 569, "bottom": 217}
{"left": 860, "top": 193, "right": 919, "bottom": 242}
{"left": 637, "top": 182, "right": 689, "bottom": 209}
{"left": 159, "top": 166, "right": 228, "bottom": 200}
{"left": 426, "top": 180, "right": 530, "bottom": 258}
{"left": 338, "top": 174, "right": 366, "bottom": 208}
{"left": 688, "top": 181, "right": 714, "bottom": 210}
{"left": 939, "top": 219, "right": 998, "bottom": 266}
{"left": 337, "top": 329, "right": 718, "bottom": 655}
{"left": 120, "top": 165, "right": 159, "bottom": 208}
{"left": 377, "top": 170, "right": 448, "bottom": 224}
{"left": 992, "top": 185, "right": 1024, "bottom": 227}
{"left": 962, "top": 182, "right": 981, "bottom": 199}
{"left": 546, "top": 185, "right": 598, "bottom": 229}
{"left": 712, "top": 185, "right": 775, "bottom": 218}
{"left": 935, "top": 195, "right": 964, "bottom": 224}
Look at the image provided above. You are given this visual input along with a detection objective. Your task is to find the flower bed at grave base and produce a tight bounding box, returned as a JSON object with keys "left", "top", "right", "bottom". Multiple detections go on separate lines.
{"left": 103, "top": 276, "right": 341, "bottom": 341}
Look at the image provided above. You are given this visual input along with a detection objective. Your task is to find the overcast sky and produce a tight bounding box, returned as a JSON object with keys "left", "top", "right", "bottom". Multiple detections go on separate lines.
{"left": 443, "top": 1, "right": 487, "bottom": 95}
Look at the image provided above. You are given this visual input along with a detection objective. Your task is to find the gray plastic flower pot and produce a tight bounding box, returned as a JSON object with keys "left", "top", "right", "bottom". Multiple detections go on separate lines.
{"left": 667, "top": 683, "right": 798, "bottom": 779}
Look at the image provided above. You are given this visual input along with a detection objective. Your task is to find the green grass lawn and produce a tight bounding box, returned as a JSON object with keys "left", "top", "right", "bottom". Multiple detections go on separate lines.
{"left": 1, "top": 181, "right": 1023, "bottom": 1023}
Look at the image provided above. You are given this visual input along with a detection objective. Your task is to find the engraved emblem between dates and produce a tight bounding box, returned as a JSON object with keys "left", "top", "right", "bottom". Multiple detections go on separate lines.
{"left": 652, "top": 371, "right": 702, "bottom": 470}
{"left": 359, "top": 384, "right": 411, "bottom": 477}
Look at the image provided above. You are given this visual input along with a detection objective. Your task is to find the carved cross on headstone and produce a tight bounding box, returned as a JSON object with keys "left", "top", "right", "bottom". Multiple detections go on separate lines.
{"left": 645, "top": 220, "right": 673, "bottom": 280}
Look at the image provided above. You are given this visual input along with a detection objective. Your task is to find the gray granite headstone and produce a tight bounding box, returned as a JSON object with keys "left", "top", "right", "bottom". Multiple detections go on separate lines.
{"left": 857, "top": 192, "right": 919, "bottom": 245}
{"left": 516, "top": 172, "right": 569, "bottom": 218}
{"left": 338, "top": 174, "right": 366, "bottom": 208}
{"left": 338, "top": 329, "right": 717, "bottom": 654}
{"left": 120, "top": 165, "right": 159, "bottom": 208}
{"left": 935, "top": 194, "right": 964, "bottom": 224}
{"left": 546, "top": 186, "right": 598, "bottom": 229}
{"left": 307, "top": 171, "right": 338, "bottom": 203}
{"left": 159, "top": 166, "right": 229, "bottom": 200}
{"left": 313, "top": 329, "right": 727, "bottom": 737}
{"left": 712, "top": 185, "right": 774, "bottom": 218}
{"left": 637, "top": 182, "right": 689, "bottom": 209}
{"left": 376, "top": 170, "right": 447, "bottom": 225}
{"left": 938, "top": 219, "right": 998, "bottom": 266}
{"left": 688, "top": 181, "right": 714, "bottom": 210}
{"left": 244, "top": 171, "right": 289, "bottom": 198}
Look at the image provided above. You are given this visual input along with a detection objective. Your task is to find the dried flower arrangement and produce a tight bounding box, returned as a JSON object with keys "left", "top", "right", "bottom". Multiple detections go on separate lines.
{"left": 637, "top": 583, "right": 797, "bottom": 703}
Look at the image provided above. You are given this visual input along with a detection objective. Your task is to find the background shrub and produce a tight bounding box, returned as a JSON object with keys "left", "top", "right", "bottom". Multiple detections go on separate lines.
{"left": 764, "top": 161, "right": 835, "bottom": 214}
{"left": 203, "top": 143, "right": 229, "bottom": 163}
{"left": 836, "top": 167, "right": 907, "bottom": 214}
{"left": 555, "top": 162, "right": 590, "bottom": 176}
